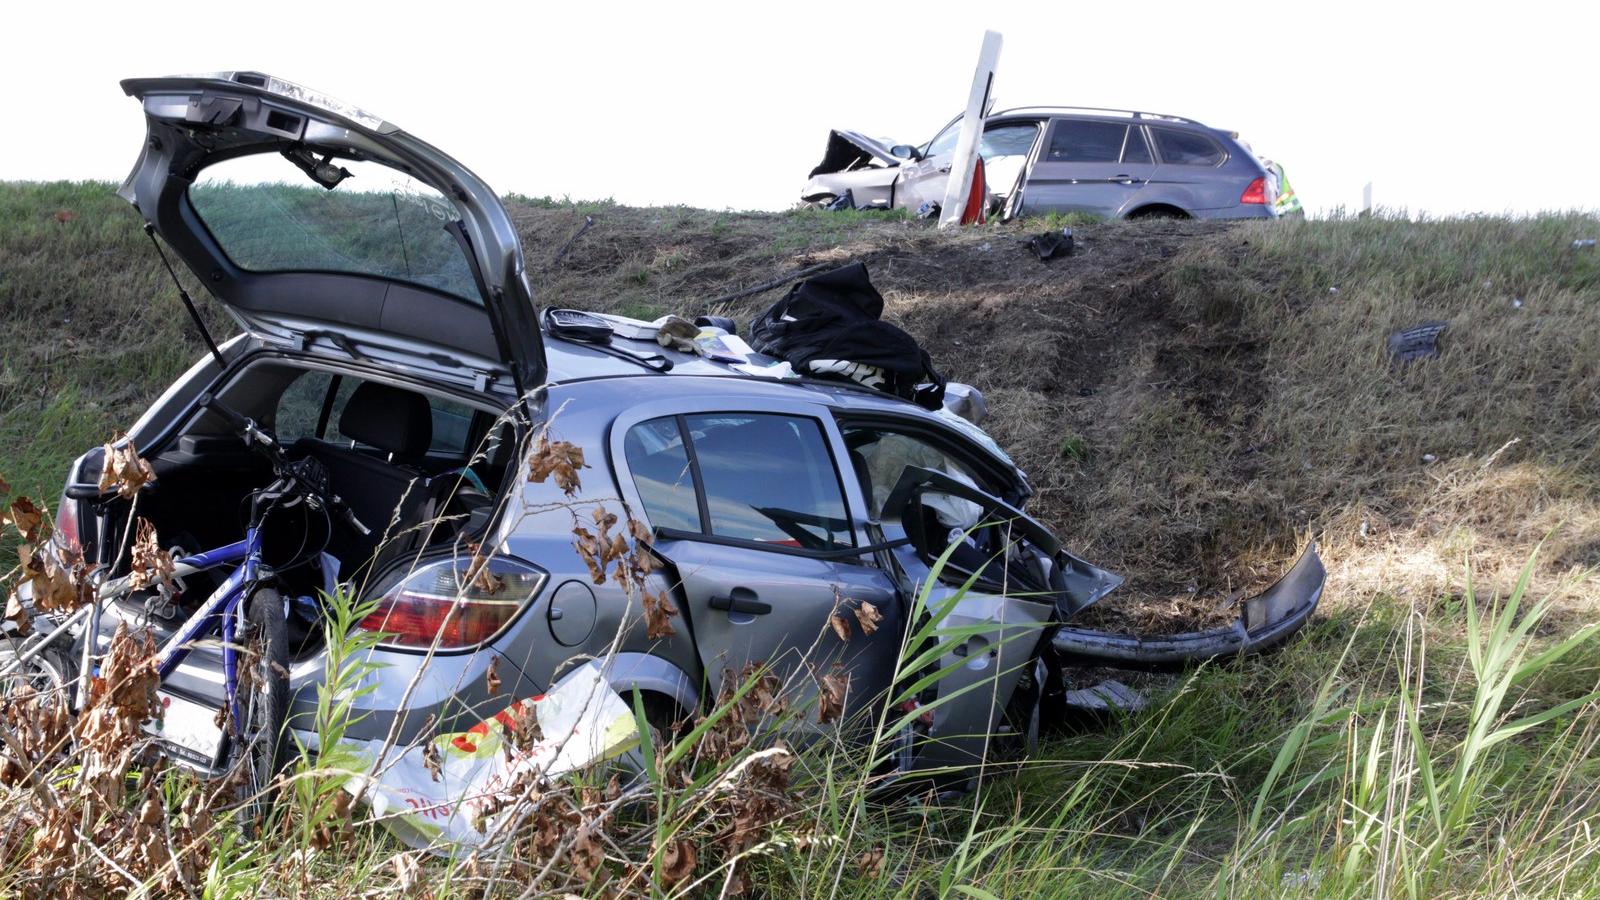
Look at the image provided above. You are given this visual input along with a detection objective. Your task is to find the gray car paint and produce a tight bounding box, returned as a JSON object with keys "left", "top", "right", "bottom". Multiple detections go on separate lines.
{"left": 32, "top": 76, "right": 1323, "bottom": 786}
{"left": 805, "top": 109, "right": 1278, "bottom": 221}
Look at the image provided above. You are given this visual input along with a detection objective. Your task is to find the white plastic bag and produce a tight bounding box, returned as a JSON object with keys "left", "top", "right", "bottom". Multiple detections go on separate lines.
{"left": 341, "top": 661, "right": 639, "bottom": 851}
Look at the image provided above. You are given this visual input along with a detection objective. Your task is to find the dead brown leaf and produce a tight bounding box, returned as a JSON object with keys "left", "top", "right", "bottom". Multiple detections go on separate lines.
{"left": 818, "top": 666, "right": 848, "bottom": 724}
{"left": 854, "top": 601, "right": 883, "bottom": 636}
{"left": 423, "top": 741, "right": 443, "bottom": 783}
{"left": 486, "top": 655, "right": 502, "bottom": 694}
{"left": 828, "top": 613, "right": 853, "bottom": 643}
{"left": 127, "top": 519, "right": 175, "bottom": 593}
{"left": 8, "top": 497, "right": 44, "bottom": 544}
{"left": 465, "top": 541, "right": 505, "bottom": 595}
{"left": 99, "top": 435, "right": 156, "bottom": 500}
{"left": 857, "top": 846, "right": 885, "bottom": 879}
{"left": 527, "top": 435, "right": 587, "bottom": 496}
{"left": 659, "top": 837, "right": 697, "bottom": 886}
{"left": 644, "top": 589, "right": 678, "bottom": 640}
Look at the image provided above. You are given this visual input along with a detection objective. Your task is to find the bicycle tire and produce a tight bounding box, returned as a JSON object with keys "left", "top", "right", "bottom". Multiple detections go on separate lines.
{"left": 233, "top": 587, "right": 290, "bottom": 824}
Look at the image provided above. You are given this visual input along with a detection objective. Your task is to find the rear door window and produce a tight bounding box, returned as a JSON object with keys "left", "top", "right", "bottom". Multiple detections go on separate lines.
{"left": 1151, "top": 128, "right": 1224, "bottom": 166}
{"left": 1045, "top": 121, "right": 1128, "bottom": 163}
{"left": 1123, "top": 127, "right": 1153, "bottom": 164}
{"left": 623, "top": 417, "right": 702, "bottom": 533}
{"left": 686, "top": 414, "right": 852, "bottom": 550}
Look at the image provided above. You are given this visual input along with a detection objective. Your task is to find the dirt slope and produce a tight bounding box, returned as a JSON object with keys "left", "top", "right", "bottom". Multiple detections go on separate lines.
{"left": 3, "top": 185, "right": 1598, "bottom": 631}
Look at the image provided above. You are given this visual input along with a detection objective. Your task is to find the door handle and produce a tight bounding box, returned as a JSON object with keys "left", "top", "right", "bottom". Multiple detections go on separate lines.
{"left": 1112, "top": 174, "right": 1141, "bottom": 185}
{"left": 709, "top": 588, "right": 771, "bottom": 616}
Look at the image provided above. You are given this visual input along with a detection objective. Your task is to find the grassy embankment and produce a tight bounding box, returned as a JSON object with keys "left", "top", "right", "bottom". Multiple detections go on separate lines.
{"left": 1, "top": 180, "right": 1598, "bottom": 896}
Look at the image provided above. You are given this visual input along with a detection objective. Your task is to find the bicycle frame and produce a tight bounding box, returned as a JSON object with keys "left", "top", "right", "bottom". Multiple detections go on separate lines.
{"left": 153, "top": 534, "right": 257, "bottom": 734}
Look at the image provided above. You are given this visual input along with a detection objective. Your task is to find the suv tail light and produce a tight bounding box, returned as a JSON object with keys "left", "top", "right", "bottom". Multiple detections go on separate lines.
{"left": 358, "top": 557, "right": 547, "bottom": 649}
{"left": 1240, "top": 176, "right": 1267, "bottom": 205}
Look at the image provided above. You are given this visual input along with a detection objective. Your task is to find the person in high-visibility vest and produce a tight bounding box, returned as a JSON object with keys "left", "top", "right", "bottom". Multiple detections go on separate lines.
{"left": 1265, "top": 160, "right": 1302, "bottom": 217}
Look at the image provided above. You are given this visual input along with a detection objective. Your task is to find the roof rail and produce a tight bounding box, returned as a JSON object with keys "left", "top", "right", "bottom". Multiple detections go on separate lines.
{"left": 990, "top": 105, "right": 1204, "bottom": 126}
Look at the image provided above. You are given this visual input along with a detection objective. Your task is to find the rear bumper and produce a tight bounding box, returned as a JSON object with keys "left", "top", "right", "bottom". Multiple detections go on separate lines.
{"left": 1050, "top": 543, "right": 1325, "bottom": 666}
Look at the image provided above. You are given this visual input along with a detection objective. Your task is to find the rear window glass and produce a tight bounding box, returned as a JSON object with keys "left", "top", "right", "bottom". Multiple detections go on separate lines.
{"left": 685, "top": 414, "right": 852, "bottom": 550}
{"left": 1046, "top": 121, "right": 1127, "bottom": 163}
{"left": 978, "top": 123, "right": 1039, "bottom": 158}
{"left": 624, "top": 417, "right": 701, "bottom": 533}
{"left": 188, "top": 156, "right": 481, "bottom": 303}
{"left": 1151, "top": 128, "right": 1224, "bottom": 166}
{"left": 274, "top": 370, "right": 478, "bottom": 458}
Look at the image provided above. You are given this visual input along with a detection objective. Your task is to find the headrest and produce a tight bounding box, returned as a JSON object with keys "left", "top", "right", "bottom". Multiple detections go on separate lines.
{"left": 338, "top": 382, "right": 433, "bottom": 460}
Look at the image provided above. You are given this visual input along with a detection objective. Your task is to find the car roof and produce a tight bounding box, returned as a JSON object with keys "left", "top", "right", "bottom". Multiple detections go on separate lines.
{"left": 990, "top": 105, "right": 1207, "bottom": 127}
{"left": 543, "top": 333, "right": 929, "bottom": 417}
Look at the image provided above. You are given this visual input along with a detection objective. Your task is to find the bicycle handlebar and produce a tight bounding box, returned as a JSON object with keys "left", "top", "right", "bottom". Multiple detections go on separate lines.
{"left": 198, "top": 393, "right": 371, "bottom": 537}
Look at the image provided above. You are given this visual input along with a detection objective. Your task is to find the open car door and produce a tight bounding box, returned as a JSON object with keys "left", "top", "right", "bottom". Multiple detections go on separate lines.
{"left": 119, "top": 72, "right": 546, "bottom": 394}
{"left": 880, "top": 467, "right": 1326, "bottom": 772}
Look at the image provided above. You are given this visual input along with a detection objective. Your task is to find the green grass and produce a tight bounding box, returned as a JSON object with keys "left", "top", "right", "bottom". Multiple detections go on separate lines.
{"left": 2, "top": 180, "right": 1599, "bottom": 895}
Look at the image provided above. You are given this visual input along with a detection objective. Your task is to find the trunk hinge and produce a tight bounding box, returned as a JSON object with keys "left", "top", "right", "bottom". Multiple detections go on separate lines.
{"left": 143, "top": 224, "right": 225, "bottom": 369}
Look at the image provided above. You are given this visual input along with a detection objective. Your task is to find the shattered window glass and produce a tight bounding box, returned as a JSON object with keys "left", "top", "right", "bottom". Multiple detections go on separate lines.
{"left": 1151, "top": 128, "right": 1223, "bottom": 166}
{"left": 1046, "top": 121, "right": 1127, "bottom": 163}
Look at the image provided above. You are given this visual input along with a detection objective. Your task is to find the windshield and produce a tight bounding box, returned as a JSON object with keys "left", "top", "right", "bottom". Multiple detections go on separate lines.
{"left": 188, "top": 155, "right": 481, "bottom": 304}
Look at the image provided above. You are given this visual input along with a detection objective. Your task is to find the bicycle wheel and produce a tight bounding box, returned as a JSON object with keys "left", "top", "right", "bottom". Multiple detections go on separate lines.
{"left": 233, "top": 587, "right": 290, "bottom": 824}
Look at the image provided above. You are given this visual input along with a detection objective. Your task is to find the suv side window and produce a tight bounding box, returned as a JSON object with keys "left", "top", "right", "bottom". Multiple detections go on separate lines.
{"left": 1046, "top": 121, "right": 1127, "bottom": 163}
{"left": 1123, "top": 127, "right": 1153, "bottom": 164}
{"left": 686, "top": 414, "right": 852, "bottom": 550}
{"left": 1151, "top": 128, "right": 1223, "bottom": 166}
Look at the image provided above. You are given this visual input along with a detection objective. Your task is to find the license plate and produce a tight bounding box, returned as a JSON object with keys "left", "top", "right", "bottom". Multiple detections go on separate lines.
{"left": 149, "top": 690, "right": 225, "bottom": 768}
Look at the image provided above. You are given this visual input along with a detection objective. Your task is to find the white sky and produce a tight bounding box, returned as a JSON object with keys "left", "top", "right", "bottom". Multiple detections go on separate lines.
{"left": 2, "top": 0, "right": 1596, "bottom": 217}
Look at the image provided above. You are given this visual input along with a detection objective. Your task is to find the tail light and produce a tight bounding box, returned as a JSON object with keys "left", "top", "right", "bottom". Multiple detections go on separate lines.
{"left": 53, "top": 493, "right": 82, "bottom": 560}
{"left": 358, "top": 557, "right": 547, "bottom": 649}
{"left": 1240, "top": 176, "right": 1267, "bottom": 205}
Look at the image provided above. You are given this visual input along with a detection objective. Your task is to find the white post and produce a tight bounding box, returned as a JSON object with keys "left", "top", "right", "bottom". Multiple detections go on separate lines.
{"left": 939, "top": 30, "right": 1003, "bottom": 229}
{"left": 1362, "top": 181, "right": 1373, "bottom": 215}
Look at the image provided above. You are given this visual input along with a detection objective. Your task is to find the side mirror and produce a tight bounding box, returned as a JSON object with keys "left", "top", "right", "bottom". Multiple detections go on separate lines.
{"left": 890, "top": 144, "right": 924, "bottom": 162}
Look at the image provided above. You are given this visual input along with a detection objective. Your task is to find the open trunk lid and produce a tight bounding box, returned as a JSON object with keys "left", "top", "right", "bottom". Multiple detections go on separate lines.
{"left": 118, "top": 72, "right": 546, "bottom": 393}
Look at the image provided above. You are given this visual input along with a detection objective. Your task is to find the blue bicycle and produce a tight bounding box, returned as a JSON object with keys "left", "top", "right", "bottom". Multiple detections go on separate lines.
{"left": 2, "top": 394, "right": 370, "bottom": 813}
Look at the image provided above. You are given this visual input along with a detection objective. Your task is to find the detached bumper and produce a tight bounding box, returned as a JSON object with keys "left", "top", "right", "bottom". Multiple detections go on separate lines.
{"left": 1050, "top": 544, "right": 1325, "bottom": 666}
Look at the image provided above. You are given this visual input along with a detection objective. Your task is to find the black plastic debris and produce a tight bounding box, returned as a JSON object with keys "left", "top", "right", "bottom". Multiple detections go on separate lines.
{"left": 1027, "top": 228, "right": 1074, "bottom": 261}
{"left": 825, "top": 190, "right": 855, "bottom": 212}
{"left": 1387, "top": 321, "right": 1448, "bottom": 363}
{"left": 915, "top": 201, "right": 940, "bottom": 220}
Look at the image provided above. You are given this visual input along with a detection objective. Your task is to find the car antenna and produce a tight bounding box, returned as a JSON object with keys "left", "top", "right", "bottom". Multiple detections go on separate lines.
{"left": 143, "top": 224, "right": 225, "bottom": 368}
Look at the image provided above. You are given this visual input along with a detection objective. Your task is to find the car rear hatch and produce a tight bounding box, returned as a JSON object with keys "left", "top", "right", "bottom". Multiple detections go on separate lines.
{"left": 118, "top": 72, "right": 546, "bottom": 393}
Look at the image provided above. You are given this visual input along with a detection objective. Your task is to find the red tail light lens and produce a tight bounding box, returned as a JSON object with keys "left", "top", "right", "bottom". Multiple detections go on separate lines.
{"left": 1240, "top": 176, "right": 1267, "bottom": 205}
{"left": 358, "top": 558, "right": 546, "bottom": 649}
{"left": 53, "top": 494, "right": 82, "bottom": 559}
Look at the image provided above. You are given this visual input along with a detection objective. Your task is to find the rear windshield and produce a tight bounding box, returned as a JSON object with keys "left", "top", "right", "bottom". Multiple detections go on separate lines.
{"left": 188, "top": 155, "right": 481, "bottom": 304}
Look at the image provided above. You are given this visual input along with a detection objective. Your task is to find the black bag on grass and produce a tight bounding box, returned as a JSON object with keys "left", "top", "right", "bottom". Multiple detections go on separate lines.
{"left": 748, "top": 262, "right": 946, "bottom": 409}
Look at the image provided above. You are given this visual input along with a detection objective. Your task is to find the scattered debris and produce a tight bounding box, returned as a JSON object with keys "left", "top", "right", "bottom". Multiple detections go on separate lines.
{"left": 1387, "top": 321, "right": 1448, "bottom": 363}
{"left": 1027, "top": 228, "right": 1074, "bottom": 261}
{"left": 915, "top": 201, "right": 940, "bottom": 220}
{"left": 1512, "top": 297, "right": 1524, "bottom": 309}
{"left": 1573, "top": 238, "right": 1597, "bottom": 249}
{"left": 1063, "top": 679, "right": 1146, "bottom": 714}
{"left": 1422, "top": 453, "right": 1437, "bottom": 464}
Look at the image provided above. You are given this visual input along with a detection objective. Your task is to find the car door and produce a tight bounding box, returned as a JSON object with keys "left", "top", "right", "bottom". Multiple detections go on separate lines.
{"left": 611, "top": 408, "right": 907, "bottom": 738}
{"left": 1016, "top": 119, "right": 1158, "bottom": 217}
{"left": 896, "top": 120, "right": 1043, "bottom": 212}
{"left": 1146, "top": 125, "right": 1232, "bottom": 212}
{"left": 120, "top": 72, "right": 546, "bottom": 393}
{"left": 834, "top": 420, "right": 1119, "bottom": 772}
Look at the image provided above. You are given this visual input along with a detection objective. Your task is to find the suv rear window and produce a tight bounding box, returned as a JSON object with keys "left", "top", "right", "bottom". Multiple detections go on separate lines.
{"left": 1151, "top": 128, "right": 1224, "bottom": 166}
{"left": 1046, "top": 121, "right": 1127, "bottom": 163}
